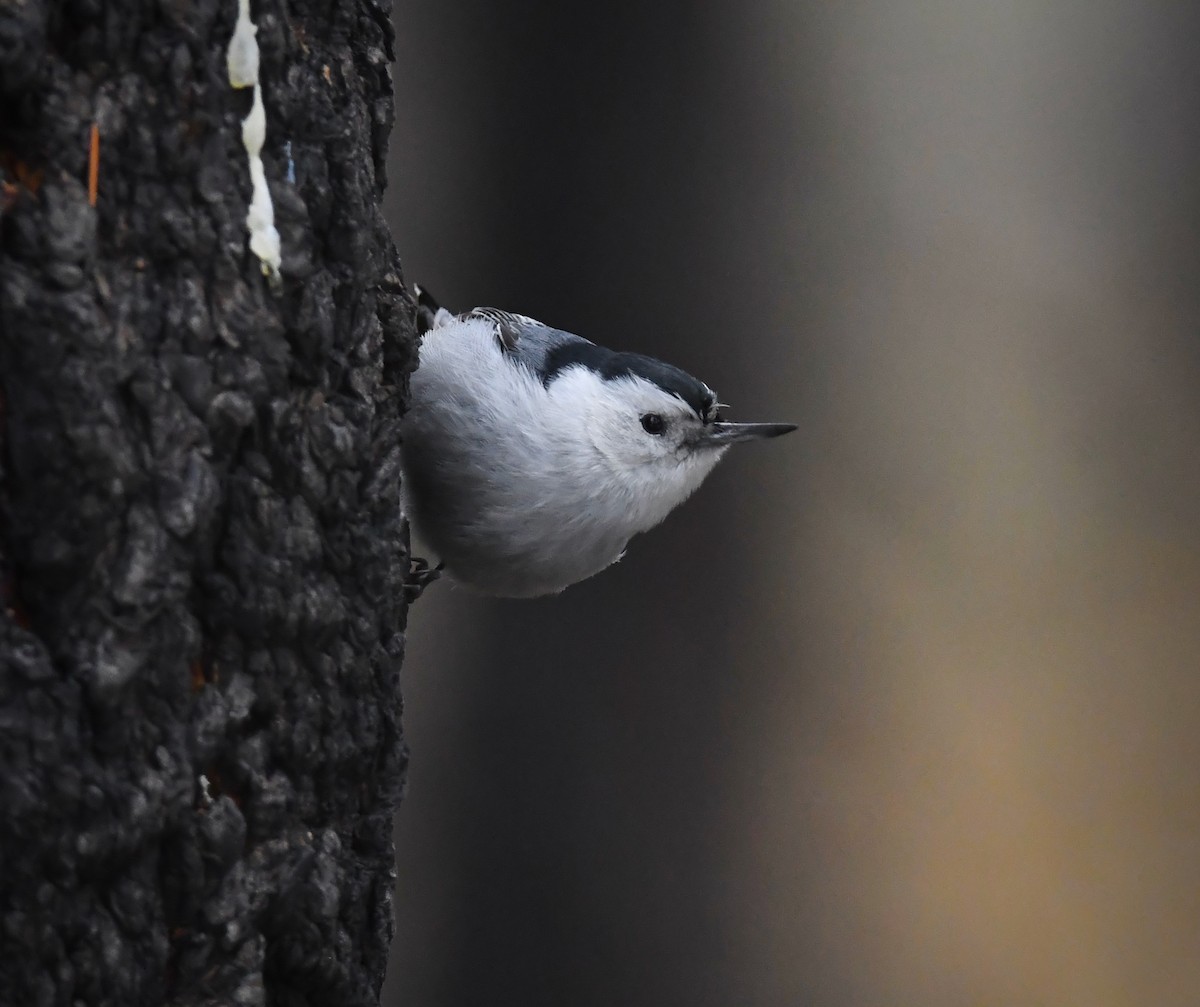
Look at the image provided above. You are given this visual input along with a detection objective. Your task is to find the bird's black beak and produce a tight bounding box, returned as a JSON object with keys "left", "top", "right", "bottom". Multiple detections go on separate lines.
{"left": 702, "top": 421, "right": 798, "bottom": 446}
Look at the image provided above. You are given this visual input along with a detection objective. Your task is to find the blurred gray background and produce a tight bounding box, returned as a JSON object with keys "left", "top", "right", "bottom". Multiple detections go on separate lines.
{"left": 381, "top": 3, "right": 1200, "bottom": 1005}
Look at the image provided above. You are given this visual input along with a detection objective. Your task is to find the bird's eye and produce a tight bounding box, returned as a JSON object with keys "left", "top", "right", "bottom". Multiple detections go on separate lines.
{"left": 640, "top": 413, "right": 666, "bottom": 435}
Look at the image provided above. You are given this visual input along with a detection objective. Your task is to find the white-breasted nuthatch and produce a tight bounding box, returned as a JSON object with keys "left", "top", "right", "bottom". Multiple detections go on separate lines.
{"left": 401, "top": 288, "right": 796, "bottom": 598}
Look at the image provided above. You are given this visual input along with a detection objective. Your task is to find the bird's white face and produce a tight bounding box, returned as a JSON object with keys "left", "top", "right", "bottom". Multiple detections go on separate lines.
{"left": 552, "top": 371, "right": 729, "bottom": 533}
{"left": 595, "top": 375, "right": 723, "bottom": 464}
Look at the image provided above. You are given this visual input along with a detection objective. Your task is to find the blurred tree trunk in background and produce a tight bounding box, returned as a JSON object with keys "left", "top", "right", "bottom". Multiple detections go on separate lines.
{"left": 0, "top": 0, "right": 415, "bottom": 1003}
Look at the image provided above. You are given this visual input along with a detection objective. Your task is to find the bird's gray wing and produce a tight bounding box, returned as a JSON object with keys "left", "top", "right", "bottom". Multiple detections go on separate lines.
{"left": 462, "top": 306, "right": 597, "bottom": 386}
{"left": 415, "top": 289, "right": 587, "bottom": 381}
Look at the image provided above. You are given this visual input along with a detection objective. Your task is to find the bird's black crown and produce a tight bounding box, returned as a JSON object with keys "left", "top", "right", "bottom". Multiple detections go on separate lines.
{"left": 543, "top": 342, "right": 719, "bottom": 423}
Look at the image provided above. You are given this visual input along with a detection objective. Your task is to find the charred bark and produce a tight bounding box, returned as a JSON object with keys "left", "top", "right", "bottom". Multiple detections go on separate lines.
{"left": 0, "top": 0, "right": 415, "bottom": 1004}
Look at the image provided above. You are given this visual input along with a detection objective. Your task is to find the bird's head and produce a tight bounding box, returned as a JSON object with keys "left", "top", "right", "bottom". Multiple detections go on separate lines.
{"left": 548, "top": 352, "right": 796, "bottom": 532}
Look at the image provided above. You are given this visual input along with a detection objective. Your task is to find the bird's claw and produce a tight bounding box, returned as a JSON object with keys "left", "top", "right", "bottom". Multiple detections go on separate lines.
{"left": 405, "top": 557, "right": 444, "bottom": 603}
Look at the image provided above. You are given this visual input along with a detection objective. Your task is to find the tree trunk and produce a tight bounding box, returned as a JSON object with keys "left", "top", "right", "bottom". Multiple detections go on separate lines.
{"left": 0, "top": 0, "right": 415, "bottom": 1004}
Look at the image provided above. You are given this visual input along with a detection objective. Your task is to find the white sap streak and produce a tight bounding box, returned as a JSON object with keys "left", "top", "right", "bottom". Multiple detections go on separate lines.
{"left": 227, "top": 0, "right": 282, "bottom": 281}
{"left": 226, "top": 0, "right": 258, "bottom": 88}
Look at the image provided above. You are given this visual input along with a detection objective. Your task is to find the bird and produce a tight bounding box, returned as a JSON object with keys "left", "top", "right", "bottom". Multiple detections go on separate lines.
{"left": 400, "top": 287, "right": 796, "bottom": 599}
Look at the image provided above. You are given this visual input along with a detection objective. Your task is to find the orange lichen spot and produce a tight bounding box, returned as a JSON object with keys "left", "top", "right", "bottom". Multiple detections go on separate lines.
{"left": 0, "top": 150, "right": 45, "bottom": 208}
{"left": 88, "top": 123, "right": 100, "bottom": 207}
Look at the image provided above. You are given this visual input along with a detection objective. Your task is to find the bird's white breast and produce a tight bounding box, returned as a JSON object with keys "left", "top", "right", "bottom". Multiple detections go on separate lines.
{"left": 402, "top": 318, "right": 634, "bottom": 595}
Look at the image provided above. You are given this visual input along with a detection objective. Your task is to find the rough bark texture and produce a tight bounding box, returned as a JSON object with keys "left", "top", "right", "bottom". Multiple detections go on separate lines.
{"left": 0, "top": 0, "right": 415, "bottom": 1004}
